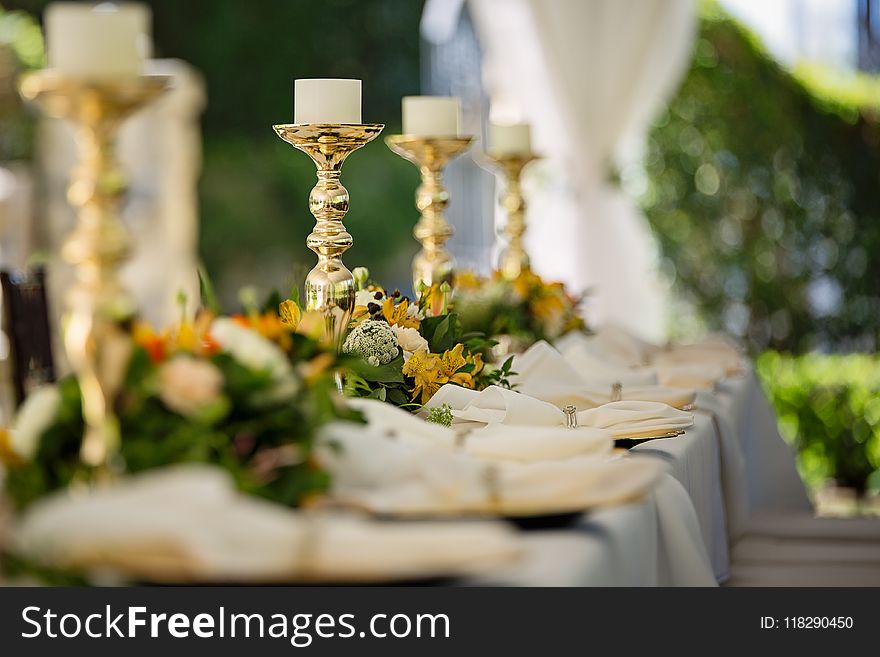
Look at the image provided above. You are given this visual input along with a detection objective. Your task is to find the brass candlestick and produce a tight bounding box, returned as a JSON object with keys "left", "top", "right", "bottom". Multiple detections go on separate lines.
{"left": 483, "top": 152, "right": 539, "bottom": 280}
{"left": 273, "top": 123, "right": 383, "bottom": 345}
{"left": 19, "top": 70, "right": 170, "bottom": 470}
{"left": 385, "top": 135, "right": 474, "bottom": 294}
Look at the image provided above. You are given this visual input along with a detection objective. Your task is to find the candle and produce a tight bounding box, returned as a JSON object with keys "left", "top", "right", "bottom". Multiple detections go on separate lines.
{"left": 294, "top": 79, "right": 361, "bottom": 124}
{"left": 45, "top": 2, "right": 152, "bottom": 78}
{"left": 489, "top": 122, "right": 532, "bottom": 156}
{"left": 402, "top": 96, "right": 460, "bottom": 137}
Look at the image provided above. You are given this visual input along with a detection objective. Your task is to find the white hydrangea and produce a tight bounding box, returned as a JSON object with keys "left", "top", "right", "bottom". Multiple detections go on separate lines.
{"left": 343, "top": 320, "right": 399, "bottom": 366}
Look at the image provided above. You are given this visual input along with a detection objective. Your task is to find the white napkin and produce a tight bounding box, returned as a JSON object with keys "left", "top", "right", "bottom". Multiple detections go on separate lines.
{"left": 651, "top": 342, "right": 744, "bottom": 377}
{"left": 319, "top": 421, "right": 666, "bottom": 516}
{"left": 514, "top": 341, "right": 695, "bottom": 408}
{"left": 351, "top": 397, "right": 612, "bottom": 463}
{"left": 13, "top": 465, "right": 522, "bottom": 583}
{"left": 426, "top": 385, "right": 693, "bottom": 438}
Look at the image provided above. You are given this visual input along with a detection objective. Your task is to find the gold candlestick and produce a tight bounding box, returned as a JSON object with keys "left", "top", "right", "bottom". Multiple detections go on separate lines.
{"left": 19, "top": 70, "right": 170, "bottom": 469}
{"left": 483, "top": 152, "right": 540, "bottom": 280}
{"left": 273, "top": 123, "right": 383, "bottom": 345}
{"left": 385, "top": 135, "right": 474, "bottom": 293}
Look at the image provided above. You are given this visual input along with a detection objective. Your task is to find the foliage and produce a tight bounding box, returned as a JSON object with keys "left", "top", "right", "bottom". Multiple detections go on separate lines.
{"left": 757, "top": 352, "right": 880, "bottom": 494}
{"left": 453, "top": 269, "right": 587, "bottom": 348}
{"left": 425, "top": 403, "right": 453, "bottom": 428}
{"left": 642, "top": 7, "right": 880, "bottom": 353}
{"left": 337, "top": 276, "right": 513, "bottom": 408}
{"left": 1, "top": 306, "right": 361, "bottom": 511}
{"left": 0, "top": 5, "right": 43, "bottom": 160}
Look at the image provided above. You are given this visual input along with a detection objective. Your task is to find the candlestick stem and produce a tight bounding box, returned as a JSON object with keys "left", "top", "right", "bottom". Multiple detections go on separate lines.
{"left": 273, "top": 123, "right": 383, "bottom": 346}
{"left": 19, "top": 71, "right": 170, "bottom": 469}
{"left": 484, "top": 153, "right": 539, "bottom": 280}
{"left": 385, "top": 136, "right": 474, "bottom": 294}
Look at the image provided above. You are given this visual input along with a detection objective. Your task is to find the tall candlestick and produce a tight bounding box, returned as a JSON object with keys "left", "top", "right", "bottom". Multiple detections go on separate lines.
{"left": 294, "top": 78, "right": 361, "bottom": 124}
{"left": 489, "top": 122, "right": 532, "bottom": 156}
{"left": 45, "top": 2, "right": 151, "bottom": 78}
{"left": 402, "top": 96, "right": 460, "bottom": 136}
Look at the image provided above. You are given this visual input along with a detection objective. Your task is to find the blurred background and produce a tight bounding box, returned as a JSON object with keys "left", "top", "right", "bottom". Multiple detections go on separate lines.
{"left": 0, "top": 0, "right": 877, "bottom": 507}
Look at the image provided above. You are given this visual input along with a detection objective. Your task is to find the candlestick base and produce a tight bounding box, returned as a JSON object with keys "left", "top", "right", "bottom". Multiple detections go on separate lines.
{"left": 19, "top": 69, "right": 171, "bottom": 470}
{"left": 482, "top": 152, "right": 540, "bottom": 280}
{"left": 385, "top": 135, "right": 474, "bottom": 294}
{"left": 273, "top": 123, "right": 383, "bottom": 346}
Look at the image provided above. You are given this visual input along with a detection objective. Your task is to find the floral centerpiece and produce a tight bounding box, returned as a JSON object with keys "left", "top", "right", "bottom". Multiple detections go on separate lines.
{"left": 0, "top": 297, "right": 358, "bottom": 513}
{"left": 453, "top": 269, "right": 588, "bottom": 352}
{"left": 329, "top": 269, "right": 515, "bottom": 408}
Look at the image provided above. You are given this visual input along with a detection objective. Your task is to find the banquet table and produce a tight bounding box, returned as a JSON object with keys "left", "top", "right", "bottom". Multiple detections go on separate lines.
{"left": 466, "top": 369, "right": 810, "bottom": 587}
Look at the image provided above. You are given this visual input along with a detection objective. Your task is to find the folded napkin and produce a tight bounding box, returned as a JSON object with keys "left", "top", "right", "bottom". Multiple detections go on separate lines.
{"left": 426, "top": 385, "right": 693, "bottom": 438}
{"left": 351, "top": 397, "right": 612, "bottom": 463}
{"left": 319, "top": 421, "right": 666, "bottom": 516}
{"left": 14, "top": 465, "right": 522, "bottom": 583}
{"left": 654, "top": 362, "right": 726, "bottom": 390}
{"left": 651, "top": 342, "right": 744, "bottom": 377}
{"left": 514, "top": 341, "right": 695, "bottom": 408}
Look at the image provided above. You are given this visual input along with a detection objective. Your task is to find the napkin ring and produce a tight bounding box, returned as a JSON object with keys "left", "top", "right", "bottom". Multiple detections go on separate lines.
{"left": 611, "top": 382, "right": 623, "bottom": 402}
{"left": 563, "top": 405, "right": 578, "bottom": 429}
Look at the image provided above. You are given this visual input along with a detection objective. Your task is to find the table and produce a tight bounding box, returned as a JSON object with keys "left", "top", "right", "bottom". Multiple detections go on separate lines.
{"left": 473, "top": 371, "right": 811, "bottom": 586}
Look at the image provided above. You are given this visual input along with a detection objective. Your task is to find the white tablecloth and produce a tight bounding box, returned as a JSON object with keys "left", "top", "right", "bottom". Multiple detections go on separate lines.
{"left": 474, "top": 371, "right": 811, "bottom": 586}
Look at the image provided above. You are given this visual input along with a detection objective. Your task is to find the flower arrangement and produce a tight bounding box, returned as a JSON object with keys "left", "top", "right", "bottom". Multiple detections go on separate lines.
{"left": 453, "top": 269, "right": 588, "bottom": 350}
{"left": 0, "top": 297, "right": 359, "bottom": 512}
{"left": 336, "top": 270, "right": 515, "bottom": 407}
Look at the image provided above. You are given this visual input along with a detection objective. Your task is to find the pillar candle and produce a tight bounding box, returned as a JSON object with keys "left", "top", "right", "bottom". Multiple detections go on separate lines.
{"left": 489, "top": 122, "right": 532, "bottom": 156}
{"left": 402, "top": 96, "right": 460, "bottom": 136}
{"left": 294, "top": 79, "right": 361, "bottom": 124}
{"left": 45, "top": 2, "right": 151, "bottom": 78}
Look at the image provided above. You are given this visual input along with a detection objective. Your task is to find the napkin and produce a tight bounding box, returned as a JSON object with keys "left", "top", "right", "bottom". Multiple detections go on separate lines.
{"left": 514, "top": 341, "right": 695, "bottom": 408}
{"left": 426, "top": 385, "right": 694, "bottom": 438}
{"left": 13, "top": 465, "right": 522, "bottom": 583}
{"left": 350, "top": 397, "right": 613, "bottom": 463}
{"left": 651, "top": 342, "right": 744, "bottom": 377}
{"left": 319, "top": 421, "right": 666, "bottom": 516}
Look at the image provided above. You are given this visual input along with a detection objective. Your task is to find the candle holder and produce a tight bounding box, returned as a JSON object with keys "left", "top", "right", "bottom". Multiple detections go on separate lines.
{"left": 482, "top": 152, "right": 540, "bottom": 280}
{"left": 19, "top": 70, "right": 170, "bottom": 469}
{"left": 385, "top": 135, "right": 474, "bottom": 294}
{"left": 273, "top": 123, "right": 383, "bottom": 346}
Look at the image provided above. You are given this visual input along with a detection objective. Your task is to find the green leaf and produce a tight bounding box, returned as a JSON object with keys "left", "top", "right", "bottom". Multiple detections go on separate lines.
{"left": 345, "top": 351, "right": 405, "bottom": 384}
{"left": 197, "top": 266, "right": 220, "bottom": 315}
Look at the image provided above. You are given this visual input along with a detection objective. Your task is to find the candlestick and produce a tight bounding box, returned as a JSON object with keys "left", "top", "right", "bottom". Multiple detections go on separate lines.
{"left": 483, "top": 151, "right": 540, "bottom": 280}
{"left": 273, "top": 123, "right": 383, "bottom": 345}
{"left": 45, "top": 2, "right": 151, "bottom": 78}
{"left": 19, "top": 70, "right": 170, "bottom": 469}
{"left": 401, "top": 96, "right": 460, "bottom": 137}
{"left": 294, "top": 78, "right": 361, "bottom": 124}
{"left": 386, "top": 135, "right": 474, "bottom": 294}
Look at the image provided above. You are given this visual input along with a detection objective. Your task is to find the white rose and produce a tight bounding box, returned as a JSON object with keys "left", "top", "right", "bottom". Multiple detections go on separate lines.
{"left": 10, "top": 384, "right": 61, "bottom": 460}
{"left": 209, "top": 318, "right": 299, "bottom": 401}
{"left": 356, "top": 289, "right": 382, "bottom": 308}
{"left": 406, "top": 303, "right": 424, "bottom": 320}
{"left": 392, "top": 325, "right": 428, "bottom": 362}
{"left": 159, "top": 357, "right": 224, "bottom": 417}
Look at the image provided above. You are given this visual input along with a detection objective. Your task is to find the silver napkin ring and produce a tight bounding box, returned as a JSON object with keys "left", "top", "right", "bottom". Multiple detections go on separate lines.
{"left": 563, "top": 405, "right": 578, "bottom": 429}
{"left": 611, "top": 382, "right": 623, "bottom": 402}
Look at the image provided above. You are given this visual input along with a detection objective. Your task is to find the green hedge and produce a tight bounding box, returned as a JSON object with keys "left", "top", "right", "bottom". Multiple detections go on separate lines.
{"left": 757, "top": 352, "right": 880, "bottom": 494}
{"left": 642, "top": 7, "right": 880, "bottom": 354}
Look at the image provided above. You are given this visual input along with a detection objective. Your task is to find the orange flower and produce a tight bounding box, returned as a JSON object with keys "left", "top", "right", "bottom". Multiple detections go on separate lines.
{"left": 402, "top": 349, "right": 446, "bottom": 404}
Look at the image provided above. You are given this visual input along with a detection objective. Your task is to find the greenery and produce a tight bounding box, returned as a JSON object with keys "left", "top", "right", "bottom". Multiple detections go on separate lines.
{"left": 642, "top": 6, "right": 880, "bottom": 354}
{"left": 425, "top": 403, "right": 453, "bottom": 427}
{"left": 757, "top": 352, "right": 880, "bottom": 494}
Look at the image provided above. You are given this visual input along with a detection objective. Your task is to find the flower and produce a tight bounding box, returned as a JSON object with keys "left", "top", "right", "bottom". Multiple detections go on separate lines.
{"left": 382, "top": 298, "right": 420, "bottom": 329}
{"left": 392, "top": 325, "right": 429, "bottom": 362}
{"left": 356, "top": 288, "right": 382, "bottom": 309}
{"left": 210, "top": 317, "right": 295, "bottom": 383}
{"left": 279, "top": 299, "right": 302, "bottom": 330}
{"left": 342, "top": 320, "right": 399, "bottom": 366}
{"left": 8, "top": 384, "right": 61, "bottom": 461}
{"left": 159, "top": 356, "right": 224, "bottom": 417}
{"left": 402, "top": 349, "right": 445, "bottom": 403}
{"left": 353, "top": 267, "right": 370, "bottom": 290}
{"left": 425, "top": 403, "right": 454, "bottom": 427}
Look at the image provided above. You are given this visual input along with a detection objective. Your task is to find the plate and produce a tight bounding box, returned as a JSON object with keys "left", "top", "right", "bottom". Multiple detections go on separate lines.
{"left": 614, "top": 428, "right": 686, "bottom": 449}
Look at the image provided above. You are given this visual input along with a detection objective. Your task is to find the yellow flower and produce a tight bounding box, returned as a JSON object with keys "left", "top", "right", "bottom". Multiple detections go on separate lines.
{"left": 383, "top": 298, "right": 420, "bottom": 329}
{"left": 440, "top": 343, "right": 467, "bottom": 373}
{"left": 454, "top": 270, "right": 483, "bottom": 291}
{"left": 279, "top": 299, "right": 302, "bottom": 329}
{"left": 402, "top": 349, "right": 446, "bottom": 404}
{"left": 0, "top": 428, "right": 21, "bottom": 467}
{"left": 295, "top": 310, "right": 328, "bottom": 341}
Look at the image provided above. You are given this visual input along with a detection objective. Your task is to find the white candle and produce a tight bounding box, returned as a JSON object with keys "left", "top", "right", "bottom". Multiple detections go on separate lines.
{"left": 45, "top": 2, "right": 151, "bottom": 78}
{"left": 294, "top": 79, "right": 361, "bottom": 124}
{"left": 489, "top": 122, "right": 532, "bottom": 156}
{"left": 402, "top": 96, "right": 460, "bottom": 137}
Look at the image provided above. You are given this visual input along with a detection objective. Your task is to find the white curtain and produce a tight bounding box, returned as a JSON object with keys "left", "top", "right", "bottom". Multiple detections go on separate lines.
{"left": 465, "top": 0, "right": 696, "bottom": 340}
